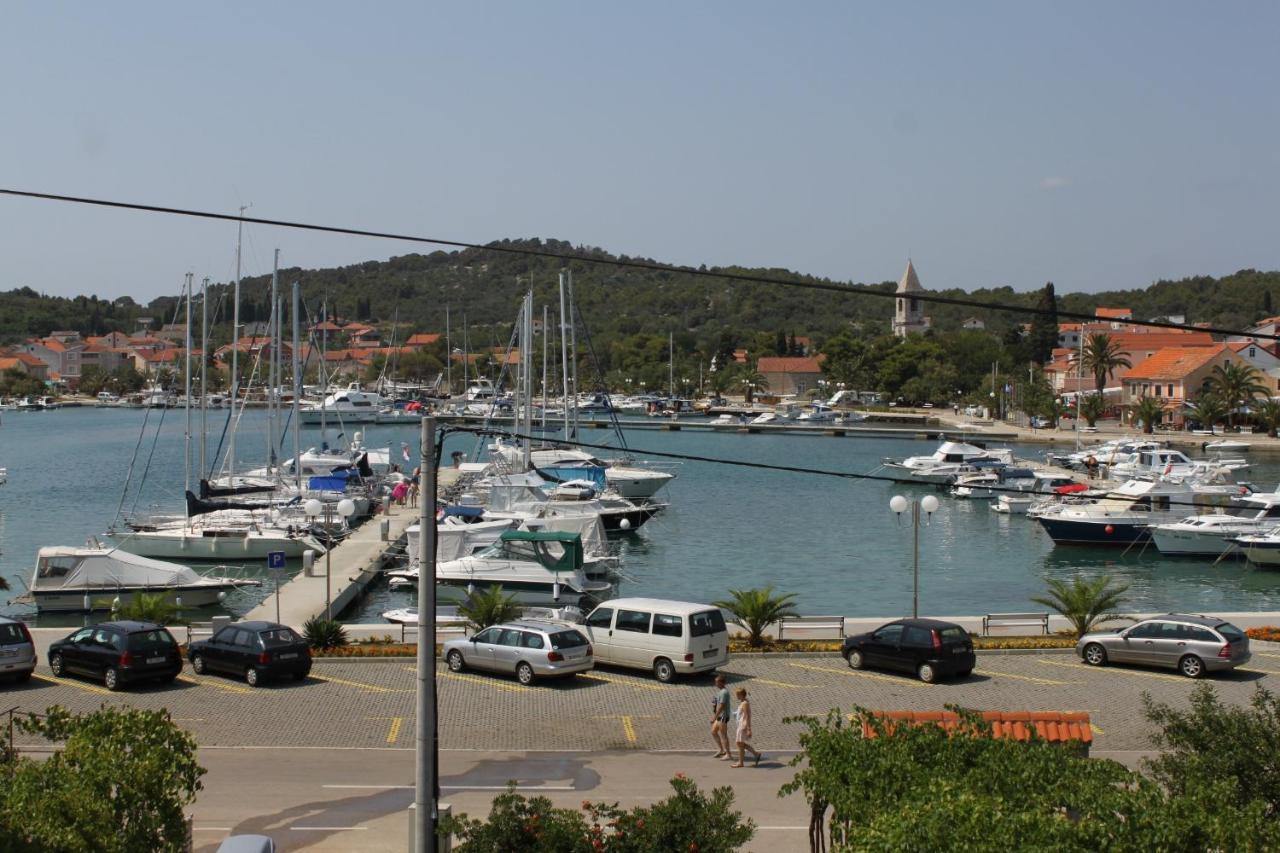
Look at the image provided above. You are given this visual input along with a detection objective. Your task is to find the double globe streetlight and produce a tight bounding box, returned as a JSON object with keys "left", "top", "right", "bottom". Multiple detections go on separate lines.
{"left": 889, "top": 494, "right": 939, "bottom": 619}
{"left": 304, "top": 497, "right": 356, "bottom": 620}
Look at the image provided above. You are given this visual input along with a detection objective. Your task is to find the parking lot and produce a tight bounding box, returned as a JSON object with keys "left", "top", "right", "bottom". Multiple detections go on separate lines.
{"left": 5, "top": 649, "right": 1278, "bottom": 752}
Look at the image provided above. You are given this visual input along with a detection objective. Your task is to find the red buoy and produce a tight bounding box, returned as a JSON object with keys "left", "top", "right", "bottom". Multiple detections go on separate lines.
{"left": 1104, "top": 524, "right": 1115, "bottom": 534}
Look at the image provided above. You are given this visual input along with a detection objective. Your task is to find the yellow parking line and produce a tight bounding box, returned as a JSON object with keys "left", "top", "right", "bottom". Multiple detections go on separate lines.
{"left": 750, "top": 678, "right": 807, "bottom": 689}
{"left": 178, "top": 675, "right": 253, "bottom": 695}
{"left": 788, "top": 661, "right": 929, "bottom": 688}
{"left": 975, "top": 668, "right": 1083, "bottom": 686}
{"left": 593, "top": 714, "right": 654, "bottom": 745}
{"left": 311, "top": 675, "right": 408, "bottom": 694}
{"left": 1035, "top": 658, "right": 1188, "bottom": 683}
{"left": 32, "top": 674, "right": 112, "bottom": 695}
{"left": 441, "top": 671, "right": 531, "bottom": 693}
{"left": 578, "top": 673, "right": 668, "bottom": 692}
{"left": 1255, "top": 653, "right": 1280, "bottom": 659}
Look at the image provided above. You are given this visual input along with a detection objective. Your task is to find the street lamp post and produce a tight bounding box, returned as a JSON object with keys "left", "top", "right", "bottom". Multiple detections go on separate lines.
{"left": 304, "top": 497, "right": 356, "bottom": 620}
{"left": 889, "top": 494, "right": 939, "bottom": 618}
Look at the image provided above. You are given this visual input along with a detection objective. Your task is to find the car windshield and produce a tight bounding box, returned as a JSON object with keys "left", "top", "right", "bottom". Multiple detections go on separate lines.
{"left": 260, "top": 628, "right": 300, "bottom": 648}
{"left": 549, "top": 630, "right": 588, "bottom": 650}
{"left": 690, "top": 610, "right": 726, "bottom": 637}
{"left": 0, "top": 623, "right": 27, "bottom": 645}
{"left": 1216, "top": 623, "right": 1246, "bottom": 642}
{"left": 127, "top": 629, "right": 176, "bottom": 652}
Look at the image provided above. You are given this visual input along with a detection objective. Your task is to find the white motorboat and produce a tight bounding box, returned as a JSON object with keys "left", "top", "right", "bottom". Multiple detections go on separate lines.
{"left": 104, "top": 513, "right": 327, "bottom": 561}
{"left": 796, "top": 403, "right": 837, "bottom": 423}
{"left": 491, "top": 442, "right": 676, "bottom": 501}
{"left": 299, "top": 385, "right": 385, "bottom": 424}
{"left": 27, "top": 544, "right": 259, "bottom": 612}
{"left": 993, "top": 473, "right": 1083, "bottom": 514}
{"left": 1150, "top": 493, "right": 1280, "bottom": 557}
{"left": 710, "top": 413, "right": 747, "bottom": 426}
{"left": 950, "top": 471, "right": 1003, "bottom": 499}
{"left": 1036, "top": 478, "right": 1239, "bottom": 546}
{"left": 405, "top": 517, "right": 519, "bottom": 564}
{"left": 1108, "top": 448, "right": 1247, "bottom": 480}
{"left": 1203, "top": 439, "right": 1250, "bottom": 452}
{"left": 885, "top": 441, "right": 1014, "bottom": 483}
{"left": 1229, "top": 530, "right": 1280, "bottom": 566}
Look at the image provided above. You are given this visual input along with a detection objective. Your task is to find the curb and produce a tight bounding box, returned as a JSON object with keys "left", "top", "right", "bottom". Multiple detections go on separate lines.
{"left": 310, "top": 647, "right": 1080, "bottom": 662}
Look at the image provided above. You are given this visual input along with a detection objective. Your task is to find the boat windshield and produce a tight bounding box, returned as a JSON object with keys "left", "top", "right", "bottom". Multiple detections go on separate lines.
{"left": 37, "top": 556, "right": 78, "bottom": 578}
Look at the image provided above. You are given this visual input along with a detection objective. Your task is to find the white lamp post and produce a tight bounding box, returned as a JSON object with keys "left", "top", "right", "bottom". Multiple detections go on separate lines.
{"left": 889, "top": 494, "right": 939, "bottom": 618}
{"left": 304, "top": 497, "right": 357, "bottom": 620}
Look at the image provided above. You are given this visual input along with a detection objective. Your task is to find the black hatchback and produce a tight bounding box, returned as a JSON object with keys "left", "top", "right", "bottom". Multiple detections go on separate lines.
{"left": 188, "top": 621, "right": 311, "bottom": 687}
{"left": 842, "top": 618, "right": 976, "bottom": 683}
{"left": 48, "top": 621, "right": 183, "bottom": 690}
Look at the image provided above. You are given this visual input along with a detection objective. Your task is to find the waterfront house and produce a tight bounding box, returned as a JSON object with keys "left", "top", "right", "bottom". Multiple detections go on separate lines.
{"left": 405, "top": 333, "right": 441, "bottom": 350}
{"left": 0, "top": 352, "right": 50, "bottom": 382}
{"left": 758, "top": 356, "right": 825, "bottom": 396}
{"left": 1121, "top": 345, "right": 1258, "bottom": 427}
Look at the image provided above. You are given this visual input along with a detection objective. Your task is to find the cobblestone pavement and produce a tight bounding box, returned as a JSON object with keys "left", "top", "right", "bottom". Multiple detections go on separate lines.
{"left": 5, "top": 651, "right": 1277, "bottom": 752}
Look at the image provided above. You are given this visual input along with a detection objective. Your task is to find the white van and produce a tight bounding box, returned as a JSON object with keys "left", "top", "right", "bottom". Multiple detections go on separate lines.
{"left": 582, "top": 598, "right": 730, "bottom": 682}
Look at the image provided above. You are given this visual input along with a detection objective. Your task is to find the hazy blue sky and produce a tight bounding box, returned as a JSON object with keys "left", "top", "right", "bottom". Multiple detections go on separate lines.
{"left": 2, "top": 2, "right": 1277, "bottom": 301}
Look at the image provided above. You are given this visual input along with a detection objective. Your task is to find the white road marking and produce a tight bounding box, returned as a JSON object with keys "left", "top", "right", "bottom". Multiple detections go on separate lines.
{"left": 290, "top": 826, "right": 368, "bottom": 831}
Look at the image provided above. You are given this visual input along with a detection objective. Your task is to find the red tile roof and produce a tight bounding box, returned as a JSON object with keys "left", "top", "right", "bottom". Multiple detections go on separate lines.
{"left": 861, "top": 710, "right": 1092, "bottom": 746}
{"left": 1124, "top": 345, "right": 1232, "bottom": 381}
{"left": 1095, "top": 307, "right": 1132, "bottom": 319}
{"left": 406, "top": 333, "right": 441, "bottom": 347}
{"left": 757, "top": 356, "right": 823, "bottom": 373}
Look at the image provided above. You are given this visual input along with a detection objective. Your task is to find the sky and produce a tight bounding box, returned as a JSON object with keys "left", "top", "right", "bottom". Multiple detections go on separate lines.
{"left": 2, "top": 2, "right": 1278, "bottom": 302}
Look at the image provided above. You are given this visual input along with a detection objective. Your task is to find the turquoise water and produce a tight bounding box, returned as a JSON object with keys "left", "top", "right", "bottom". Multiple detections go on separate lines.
{"left": 5, "top": 408, "right": 1280, "bottom": 627}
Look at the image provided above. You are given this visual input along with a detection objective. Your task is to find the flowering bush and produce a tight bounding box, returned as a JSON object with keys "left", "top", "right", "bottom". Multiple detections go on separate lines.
{"left": 441, "top": 776, "right": 754, "bottom": 852}
{"left": 1247, "top": 626, "right": 1280, "bottom": 643}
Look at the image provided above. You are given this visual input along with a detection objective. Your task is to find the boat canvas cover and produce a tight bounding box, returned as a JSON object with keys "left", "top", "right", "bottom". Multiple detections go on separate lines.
{"left": 537, "top": 465, "right": 607, "bottom": 491}
{"left": 520, "top": 514, "right": 609, "bottom": 559}
{"left": 34, "top": 547, "right": 205, "bottom": 593}
{"left": 498, "top": 530, "right": 583, "bottom": 573}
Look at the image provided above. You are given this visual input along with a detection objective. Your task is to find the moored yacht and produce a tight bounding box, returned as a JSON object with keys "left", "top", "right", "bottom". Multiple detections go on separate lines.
{"left": 885, "top": 440, "right": 1014, "bottom": 484}
{"left": 1151, "top": 493, "right": 1280, "bottom": 557}
{"left": 1036, "top": 478, "right": 1239, "bottom": 546}
{"left": 299, "top": 384, "right": 385, "bottom": 424}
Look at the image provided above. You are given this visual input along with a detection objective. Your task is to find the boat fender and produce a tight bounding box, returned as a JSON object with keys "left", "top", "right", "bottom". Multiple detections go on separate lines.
{"left": 1105, "top": 525, "right": 1115, "bottom": 534}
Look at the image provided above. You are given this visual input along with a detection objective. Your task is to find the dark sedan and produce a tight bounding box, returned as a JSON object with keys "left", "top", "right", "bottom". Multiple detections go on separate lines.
{"left": 842, "top": 618, "right": 976, "bottom": 683}
{"left": 48, "top": 621, "right": 183, "bottom": 690}
{"left": 188, "top": 621, "right": 311, "bottom": 687}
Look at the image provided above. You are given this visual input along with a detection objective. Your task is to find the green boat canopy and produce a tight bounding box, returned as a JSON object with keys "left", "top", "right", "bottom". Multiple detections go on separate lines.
{"left": 497, "top": 530, "right": 583, "bottom": 573}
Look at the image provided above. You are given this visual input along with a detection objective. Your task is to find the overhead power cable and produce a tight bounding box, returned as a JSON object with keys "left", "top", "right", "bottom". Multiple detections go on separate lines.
{"left": 1, "top": 186, "right": 1275, "bottom": 342}
{"left": 448, "top": 425, "right": 1256, "bottom": 509}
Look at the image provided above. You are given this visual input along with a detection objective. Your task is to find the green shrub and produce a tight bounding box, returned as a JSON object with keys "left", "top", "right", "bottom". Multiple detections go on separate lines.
{"left": 302, "top": 616, "right": 349, "bottom": 650}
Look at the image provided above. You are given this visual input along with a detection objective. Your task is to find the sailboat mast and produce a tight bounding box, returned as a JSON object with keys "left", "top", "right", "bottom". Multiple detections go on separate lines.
{"left": 541, "top": 304, "right": 548, "bottom": 431}
{"left": 669, "top": 330, "right": 674, "bottom": 400}
{"left": 229, "top": 205, "right": 246, "bottom": 480}
{"left": 200, "top": 276, "right": 209, "bottom": 479}
{"left": 292, "top": 280, "right": 303, "bottom": 494}
{"left": 559, "top": 271, "right": 570, "bottom": 439}
{"left": 445, "top": 303, "right": 452, "bottom": 395}
{"left": 183, "top": 273, "right": 193, "bottom": 520}
{"left": 568, "top": 269, "right": 578, "bottom": 437}
{"left": 522, "top": 289, "right": 533, "bottom": 471}
{"left": 269, "top": 249, "right": 279, "bottom": 467}
{"left": 1076, "top": 325, "right": 1084, "bottom": 450}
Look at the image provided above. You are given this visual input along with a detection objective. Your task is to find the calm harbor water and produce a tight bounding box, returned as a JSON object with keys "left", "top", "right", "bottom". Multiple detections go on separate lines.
{"left": 5, "top": 407, "right": 1280, "bottom": 627}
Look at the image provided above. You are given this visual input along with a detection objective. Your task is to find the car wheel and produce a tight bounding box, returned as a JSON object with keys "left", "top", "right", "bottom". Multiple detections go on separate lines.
{"left": 1082, "top": 643, "right": 1108, "bottom": 667}
{"left": 1179, "top": 655, "right": 1205, "bottom": 679}
{"left": 293, "top": 670, "right": 309, "bottom": 682}
{"left": 246, "top": 667, "right": 261, "bottom": 687}
{"left": 917, "top": 662, "right": 937, "bottom": 684}
{"left": 192, "top": 654, "right": 206, "bottom": 675}
{"left": 15, "top": 670, "right": 32, "bottom": 683}
{"left": 846, "top": 649, "right": 865, "bottom": 670}
{"left": 447, "top": 650, "right": 465, "bottom": 672}
{"left": 49, "top": 653, "right": 64, "bottom": 677}
{"left": 516, "top": 662, "right": 535, "bottom": 685}
{"left": 653, "top": 657, "right": 675, "bottom": 683}
{"left": 957, "top": 668, "right": 973, "bottom": 678}
{"left": 104, "top": 667, "right": 121, "bottom": 691}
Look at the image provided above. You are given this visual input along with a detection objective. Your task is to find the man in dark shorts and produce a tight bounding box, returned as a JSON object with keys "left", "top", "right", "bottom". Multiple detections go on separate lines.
{"left": 710, "top": 674, "right": 732, "bottom": 759}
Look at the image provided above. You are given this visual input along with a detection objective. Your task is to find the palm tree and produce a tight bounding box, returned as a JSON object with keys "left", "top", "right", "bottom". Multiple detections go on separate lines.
{"left": 1079, "top": 393, "right": 1106, "bottom": 428}
{"left": 457, "top": 585, "right": 522, "bottom": 632}
{"left": 1081, "top": 334, "right": 1132, "bottom": 399}
{"left": 1206, "top": 361, "right": 1268, "bottom": 430}
{"left": 712, "top": 586, "right": 799, "bottom": 648}
{"left": 111, "top": 592, "right": 180, "bottom": 625}
{"left": 1185, "top": 393, "right": 1229, "bottom": 435}
{"left": 1254, "top": 397, "right": 1280, "bottom": 439}
{"left": 736, "top": 370, "right": 769, "bottom": 405}
{"left": 1130, "top": 396, "right": 1166, "bottom": 434}
{"left": 1031, "top": 575, "right": 1131, "bottom": 638}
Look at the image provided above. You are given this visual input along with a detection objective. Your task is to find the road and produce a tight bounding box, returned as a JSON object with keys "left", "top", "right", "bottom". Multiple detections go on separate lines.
{"left": 5, "top": 649, "right": 1276, "bottom": 850}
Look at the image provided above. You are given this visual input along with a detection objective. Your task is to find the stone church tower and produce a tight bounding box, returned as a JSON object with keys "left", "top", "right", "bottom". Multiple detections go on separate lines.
{"left": 892, "top": 259, "right": 929, "bottom": 337}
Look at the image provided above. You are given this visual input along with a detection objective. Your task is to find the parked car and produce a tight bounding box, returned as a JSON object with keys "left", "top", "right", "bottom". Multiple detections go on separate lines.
{"left": 1076, "top": 614, "right": 1250, "bottom": 678}
{"left": 188, "top": 621, "right": 311, "bottom": 687}
{"left": 583, "top": 598, "right": 730, "bottom": 682}
{"left": 842, "top": 618, "right": 976, "bottom": 683}
{"left": 215, "top": 835, "right": 276, "bottom": 853}
{"left": 0, "top": 615, "right": 37, "bottom": 683}
{"left": 48, "top": 621, "right": 182, "bottom": 690}
{"left": 444, "top": 620, "right": 592, "bottom": 685}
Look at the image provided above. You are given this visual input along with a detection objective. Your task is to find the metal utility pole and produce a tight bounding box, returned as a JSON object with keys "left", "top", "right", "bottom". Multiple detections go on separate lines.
{"left": 414, "top": 416, "right": 439, "bottom": 853}
{"left": 558, "top": 271, "right": 570, "bottom": 440}
{"left": 200, "top": 276, "right": 209, "bottom": 479}
{"left": 268, "top": 249, "right": 280, "bottom": 466}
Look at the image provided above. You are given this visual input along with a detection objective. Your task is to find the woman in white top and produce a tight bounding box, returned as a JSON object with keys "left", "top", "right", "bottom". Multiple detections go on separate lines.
{"left": 730, "top": 687, "right": 761, "bottom": 767}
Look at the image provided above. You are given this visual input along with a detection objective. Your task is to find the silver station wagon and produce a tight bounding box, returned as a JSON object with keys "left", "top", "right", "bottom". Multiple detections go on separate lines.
{"left": 444, "top": 620, "right": 593, "bottom": 685}
{"left": 1077, "top": 613, "right": 1251, "bottom": 678}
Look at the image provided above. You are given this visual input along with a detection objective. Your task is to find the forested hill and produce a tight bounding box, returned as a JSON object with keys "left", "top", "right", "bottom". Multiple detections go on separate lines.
{"left": 1, "top": 238, "right": 1277, "bottom": 348}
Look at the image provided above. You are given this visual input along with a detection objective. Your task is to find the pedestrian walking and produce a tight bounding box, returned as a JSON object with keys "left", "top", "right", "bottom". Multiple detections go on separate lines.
{"left": 730, "top": 687, "right": 761, "bottom": 767}
{"left": 710, "top": 674, "right": 732, "bottom": 759}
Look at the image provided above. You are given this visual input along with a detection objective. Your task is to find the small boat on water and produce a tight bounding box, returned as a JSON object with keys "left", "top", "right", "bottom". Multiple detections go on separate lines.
{"left": 1036, "top": 478, "right": 1242, "bottom": 546}
{"left": 299, "top": 385, "right": 385, "bottom": 424}
{"left": 1203, "top": 439, "right": 1250, "bottom": 452}
{"left": 26, "top": 544, "right": 259, "bottom": 612}
{"left": 885, "top": 440, "right": 1014, "bottom": 484}
{"left": 992, "top": 474, "right": 1083, "bottom": 514}
{"left": 1152, "top": 493, "right": 1280, "bottom": 557}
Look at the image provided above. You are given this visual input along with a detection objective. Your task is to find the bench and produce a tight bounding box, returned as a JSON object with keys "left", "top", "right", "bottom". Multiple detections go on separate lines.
{"left": 777, "top": 615, "right": 846, "bottom": 640}
{"left": 982, "top": 612, "right": 1050, "bottom": 636}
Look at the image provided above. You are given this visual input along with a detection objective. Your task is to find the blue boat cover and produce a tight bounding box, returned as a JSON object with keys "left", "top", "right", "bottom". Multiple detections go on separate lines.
{"left": 442, "top": 505, "right": 485, "bottom": 520}
{"left": 308, "top": 475, "right": 350, "bottom": 492}
{"left": 537, "top": 465, "right": 607, "bottom": 490}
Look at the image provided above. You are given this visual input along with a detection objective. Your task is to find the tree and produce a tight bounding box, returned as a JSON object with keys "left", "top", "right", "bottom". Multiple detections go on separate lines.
{"left": 712, "top": 586, "right": 800, "bottom": 648}
{"left": 1130, "top": 396, "right": 1166, "bottom": 434}
{"left": 1254, "top": 397, "right": 1280, "bottom": 438}
{"left": 1185, "top": 393, "right": 1229, "bottom": 435}
{"left": 1027, "top": 282, "right": 1058, "bottom": 364}
{"left": 110, "top": 592, "right": 180, "bottom": 625}
{"left": 1206, "top": 361, "right": 1268, "bottom": 429}
{"left": 1080, "top": 393, "right": 1106, "bottom": 428}
{"left": 457, "top": 585, "right": 522, "bottom": 632}
{"left": 1081, "top": 333, "right": 1132, "bottom": 398}
{"left": 301, "top": 616, "right": 349, "bottom": 650}
{"left": 1031, "top": 574, "right": 1131, "bottom": 638}
{"left": 1, "top": 705, "right": 205, "bottom": 853}
{"left": 736, "top": 369, "right": 768, "bottom": 404}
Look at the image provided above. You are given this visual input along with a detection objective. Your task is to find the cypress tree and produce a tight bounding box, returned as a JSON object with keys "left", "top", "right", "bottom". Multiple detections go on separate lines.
{"left": 1028, "top": 282, "right": 1058, "bottom": 364}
